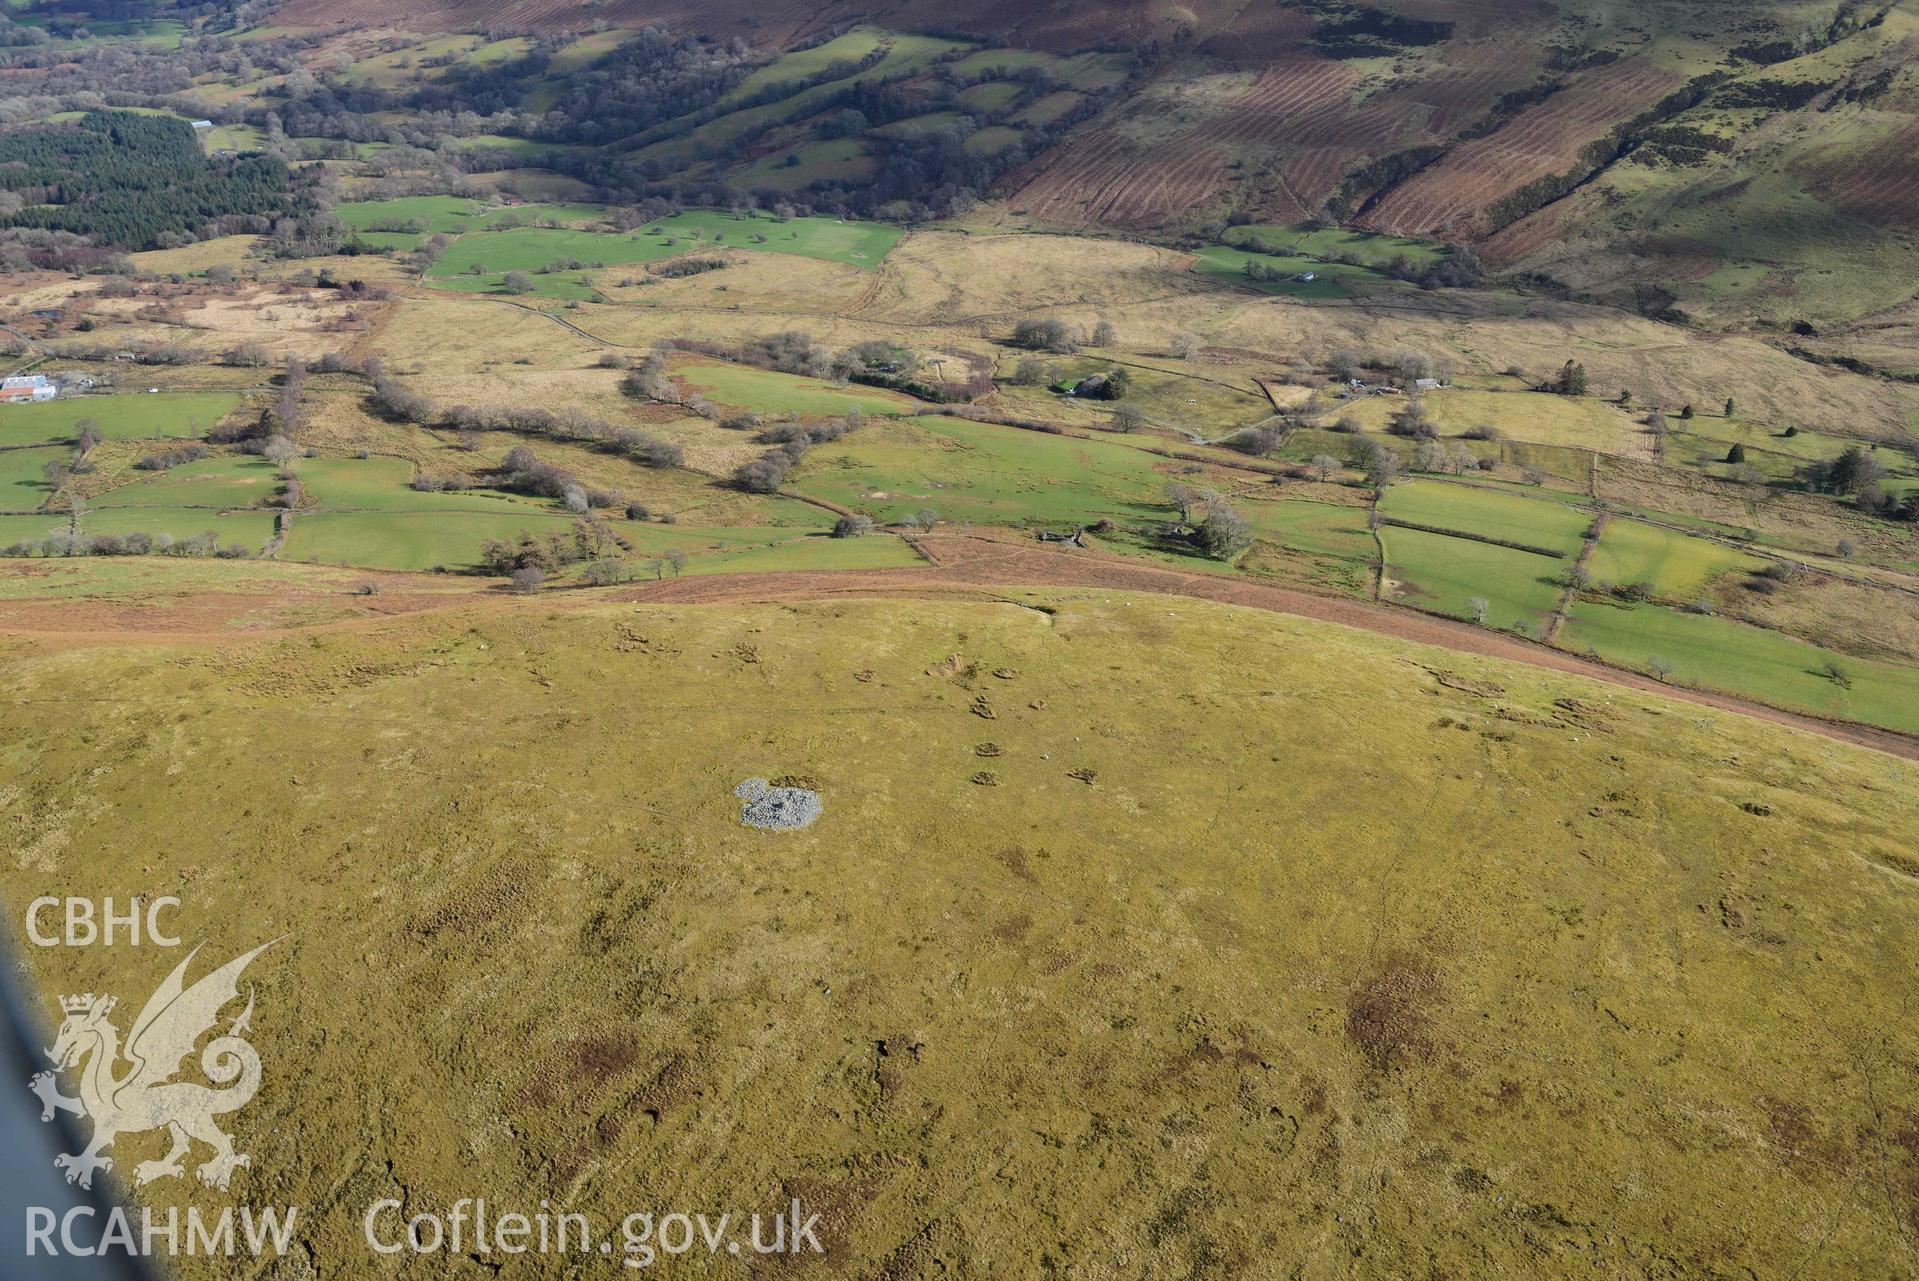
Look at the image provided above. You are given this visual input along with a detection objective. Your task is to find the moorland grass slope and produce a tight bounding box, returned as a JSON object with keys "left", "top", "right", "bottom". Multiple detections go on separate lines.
{"left": 2, "top": 584, "right": 1914, "bottom": 1278}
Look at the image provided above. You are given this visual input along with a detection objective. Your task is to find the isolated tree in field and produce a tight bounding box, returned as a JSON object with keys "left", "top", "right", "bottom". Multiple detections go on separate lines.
{"left": 262, "top": 435, "right": 295, "bottom": 465}
{"left": 1366, "top": 444, "right": 1403, "bottom": 487}
{"left": 1679, "top": 403, "right": 1694, "bottom": 420}
{"left": 1836, "top": 538, "right": 1857, "bottom": 558}
{"left": 1547, "top": 360, "right": 1588, "bottom": 396}
{"left": 1111, "top": 403, "right": 1146, "bottom": 432}
{"left": 1647, "top": 656, "right": 1674, "bottom": 682}
{"left": 1091, "top": 320, "right": 1117, "bottom": 347}
{"left": 1168, "top": 331, "right": 1201, "bottom": 360}
{"left": 907, "top": 508, "right": 939, "bottom": 531}
{"left": 1196, "top": 496, "right": 1252, "bottom": 560}
{"left": 1309, "top": 454, "right": 1340, "bottom": 481}
{"left": 1164, "top": 481, "right": 1201, "bottom": 524}
{"left": 832, "top": 513, "right": 874, "bottom": 538}
{"left": 501, "top": 271, "right": 534, "bottom": 295}
{"left": 665, "top": 548, "right": 687, "bottom": 576}
{"left": 510, "top": 566, "right": 544, "bottom": 593}
{"left": 1723, "top": 397, "right": 1736, "bottom": 417}
{"left": 1467, "top": 596, "right": 1489, "bottom": 625}
{"left": 1011, "top": 356, "right": 1048, "bottom": 386}
{"left": 1725, "top": 443, "right": 1746, "bottom": 464}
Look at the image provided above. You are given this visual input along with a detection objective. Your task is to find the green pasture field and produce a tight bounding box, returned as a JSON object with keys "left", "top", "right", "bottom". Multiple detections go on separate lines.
{"left": 965, "top": 126, "right": 1027, "bottom": 156}
{"left": 92, "top": 455, "right": 280, "bottom": 509}
{"left": 671, "top": 359, "right": 916, "bottom": 418}
{"left": 1014, "top": 91, "right": 1084, "bottom": 125}
{"left": 542, "top": 28, "right": 631, "bottom": 75}
{"left": 335, "top": 198, "right": 605, "bottom": 236}
{"left": 1377, "top": 480, "right": 1593, "bottom": 555}
{"left": 676, "top": 531, "right": 924, "bottom": 576}
{"left": 1381, "top": 525, "right": 1565, "bottom": 628}
{"left": 1583, "top": 519, "right": 1767, "bottom": 597}
{"left": 1190, "top": 246, "right": 1371, "bottom": 298}
{"left": 0, "top": 506, "right": 277, "bottom": 550}
{"left": 285, "top": 501, "right": 803, "bottom": 573}
{"left": 282, "top": 510, "right": 576, "bottom": 571}
{"left": 792, "top": 415, "right": 1171, "bottom": 526}
{"left": 352, "top": 231, "right": 425, "bottom": 253}
{"left": 870, "top": 112, "right": 968, "bottom": 139}
{"left": 1222, "top": 224, "right": 1447, "bottom": 268}
{"left": 338, "top": 35, "right": 482, "bottom": 89}
{"left": 1668, "top": 417, "right": 1917, "bottom": 483}
{"left": 633, "top": 32, "right": 971, "bottom": 162}
{"left": 202, "top": 123, "right": 263, "bottom": 151}
{"left": 426, "top": 229, "right": 667, "bottom": 297}
{"left": 21, "top": 15, "right": 184, "bottom": 45}
{"left": 0, "top": 393, "right": 243, "bottom": 447}
{"left": 296, "top": 457, "right": 560, "bottom": 516}
{"left": 733, "top": 139, "right": 878, "bottom": 192}
{"left": 1053, "top": 51, "right": 1134, "bottom": 89}
{"left": 959, "top": 82, "right": 1023, "bottom": 112}
{"left": 951, "top": 48, "right": 1054, "bottom": 76}
{"left": 1336, "top": 389, "right": 1640, "bottom": 456}
{"left": 1562, "top": 600, "right": 1919, "bottom": 736}
{"left": 411, "top": 209, "right": 903, "bottom": 296}
{"left": 1039, "top": 357, "right": 1270, "bottom": 436}
{"left": 463, "top": 37, "right": 533, "bottom": 66}
{"left": 448, "top": 135, "right": 579, "bottom": 158}
{"left": 0, "top": 512, "right": 70, "bottom": 545}
{"left": 714, "top": 29, "right": 891, "bottom": 107}
{"left": 1237, "top": 498, "right": 1375, "bottom": 561}
{"left": 637, "top": 210, "right": 902, "bottom": 266}
{"left": 0, "top": 446, "right": 62, "bottom": 511}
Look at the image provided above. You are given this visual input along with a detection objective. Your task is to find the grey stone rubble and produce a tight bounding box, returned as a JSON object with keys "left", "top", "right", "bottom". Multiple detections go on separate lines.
{"left": 734, "top": 778, "right": 823, "bottom": 830}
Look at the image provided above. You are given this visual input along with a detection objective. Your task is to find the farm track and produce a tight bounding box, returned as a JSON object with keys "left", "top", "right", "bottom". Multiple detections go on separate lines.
{"left": 7, "top": 534, "right": 1910, "bottom": 763}
{"left": 602, "top": 532, "right": 1919, "bottom": 763}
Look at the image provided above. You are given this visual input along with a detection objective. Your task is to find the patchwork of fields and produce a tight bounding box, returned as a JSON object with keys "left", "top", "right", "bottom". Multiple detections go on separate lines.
{"left": 2, "top": 9, "right": 1919, "bottom": 1278}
